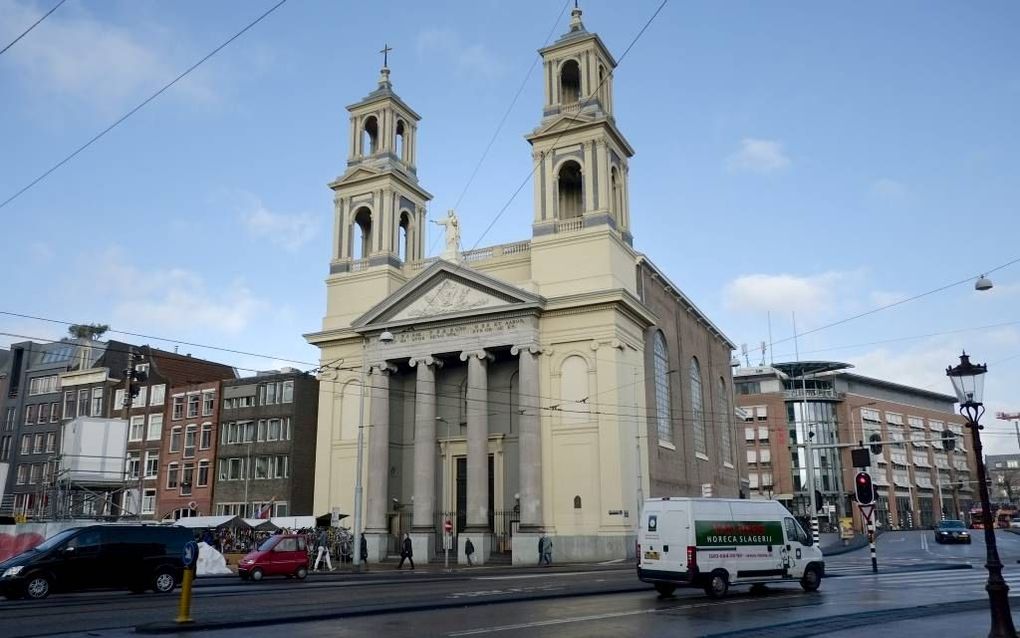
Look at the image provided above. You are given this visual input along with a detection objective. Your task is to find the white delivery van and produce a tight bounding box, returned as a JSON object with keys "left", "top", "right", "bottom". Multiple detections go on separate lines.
{"left": 637, "top": 497, "right": 824, "bottom": 598}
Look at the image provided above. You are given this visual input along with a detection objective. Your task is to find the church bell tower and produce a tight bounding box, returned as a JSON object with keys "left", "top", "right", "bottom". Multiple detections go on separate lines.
{"left": 527, "top": 3, "right": 635, "bottom": 243}
{"left": 329, "top": 52, "right": 432, "bottom": 273}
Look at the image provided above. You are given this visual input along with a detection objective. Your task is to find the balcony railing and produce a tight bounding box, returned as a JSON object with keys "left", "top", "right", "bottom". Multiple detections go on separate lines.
{"left": 783, "top": 388, "right": 844, "bottom": 401}
{"left": 555, "top": 218, "right": 584, "bottom": 233}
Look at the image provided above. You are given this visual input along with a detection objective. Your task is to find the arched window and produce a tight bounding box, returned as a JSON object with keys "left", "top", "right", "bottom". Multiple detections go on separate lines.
{"left": 557, "top": 160, "right": 583, "bottom": 219}
{"left": 361, "top": 115, "right": 379, "bottom": 155}
{"left": 653, "top": 332, "right": 672, "bottom": 443}
{"left": 395, "top": 120, "right": 406, "bottom": 161}
{"left": 718, "top": 377, "right": 733, "bottom": 465}
{"left": 690, "top": 357, "right": 706, "bottom": 456}
{"left": 560, "top": 59, "right": 581, "bottom": 104}
{"left": 398, "top": 211, "right": 411, "bottom": 262}
{"left": 352, "top": 207, "right": 372, "bottom": 259}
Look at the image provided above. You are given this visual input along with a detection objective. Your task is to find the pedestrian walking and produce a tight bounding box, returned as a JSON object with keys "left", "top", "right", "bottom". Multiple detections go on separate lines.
{"left": 359, "top": 534, "right": 369, "bottom": 569}
{"left": 465, "top": 538, "right": 475, "bottom": 566}
{"left": 539, "top": 534, "right": 552, "bottom": 566}
{"left": 397, "top": 533, "right": 415, "bottom": 569}
{"left": 314, "top": 528, "right": 333, "bottom": 572}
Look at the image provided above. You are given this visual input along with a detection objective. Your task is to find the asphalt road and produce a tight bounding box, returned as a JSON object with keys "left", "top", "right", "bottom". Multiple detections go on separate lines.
{"left": 5, "top": 530, "right": 1020, "bottom": 637}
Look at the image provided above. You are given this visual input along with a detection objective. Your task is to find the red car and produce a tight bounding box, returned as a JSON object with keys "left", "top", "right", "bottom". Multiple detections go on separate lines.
{"left": 237, "top": 535, "right": 309, "bottom": 581}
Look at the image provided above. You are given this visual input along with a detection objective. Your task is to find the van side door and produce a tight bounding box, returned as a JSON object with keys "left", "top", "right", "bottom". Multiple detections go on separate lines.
{"left": 59, "top": 528, "right": 105, "bottom": 591}
{"left": 783, "top": 517, "right": 809, "bottom": 577}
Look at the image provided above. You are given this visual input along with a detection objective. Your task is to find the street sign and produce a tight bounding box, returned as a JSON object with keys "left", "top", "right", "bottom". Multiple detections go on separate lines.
{"left": 182, "top": 541, "right": 199, "bottom": 568}
{"left": 857, "top": 503, "right": 874, "bottom": 521}
{"left": 444, "top": 519, "right": 453, "bottom": 533}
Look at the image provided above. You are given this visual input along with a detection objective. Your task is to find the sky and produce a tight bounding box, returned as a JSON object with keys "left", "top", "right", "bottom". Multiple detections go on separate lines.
{"left": 1, "top": 0, "right": 1019, "bottom": 451}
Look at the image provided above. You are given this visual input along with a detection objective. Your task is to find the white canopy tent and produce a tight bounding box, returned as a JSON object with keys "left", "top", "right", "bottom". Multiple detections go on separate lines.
{"left": 172, "top": 515, "right": 247, "bottom": 530}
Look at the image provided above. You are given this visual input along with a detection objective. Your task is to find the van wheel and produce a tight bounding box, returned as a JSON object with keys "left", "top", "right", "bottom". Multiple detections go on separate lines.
{"left": 250, "top": 568, "right": 264, "bottom": 582}
{"left": 654, "top": 583, "right": 676, "bottom": 596}
{"left": 801, "top": 565, "right": 822, "bottom": 592}
{"left": 295, "top": 566, "right": 308, "bottom": 580}
{"left": 152, "top": 569, "right": 177, "bottom": 594}
{"left": 704, "top": 570, "right": 729, "bottom": 599}
{"left": 25, "top": 574, "right": 52, "bottom": 600}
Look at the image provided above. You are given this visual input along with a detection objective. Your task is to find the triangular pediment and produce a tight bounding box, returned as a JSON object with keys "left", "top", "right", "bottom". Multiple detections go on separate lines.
{"left": 353, "top": 261, "right": 543, "bottom": 328}
{"left": 534, "top": 114, "right": 592, "bottom": 136}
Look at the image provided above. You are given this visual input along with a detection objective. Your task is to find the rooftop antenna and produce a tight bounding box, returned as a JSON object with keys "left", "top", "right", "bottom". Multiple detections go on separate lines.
{"left": 767, "top": 311, "right": 775, "bottom": 365}
{"left": 760, "top": 340, "right": 767, "bottom": 366}
{"left": 740, "top": 343, "right": 749, "bottom": 367}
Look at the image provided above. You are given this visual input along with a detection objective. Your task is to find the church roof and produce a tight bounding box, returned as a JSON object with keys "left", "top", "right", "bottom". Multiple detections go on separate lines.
{"left": 346, "top": 68, "right": 422, "bottom": 120}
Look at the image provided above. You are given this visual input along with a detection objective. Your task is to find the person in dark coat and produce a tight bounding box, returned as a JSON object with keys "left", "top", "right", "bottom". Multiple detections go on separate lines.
{"left": 201, "top": 529, "right": 215, "bottom": 547}
{"left": 359, "top": 534, "right": 369, "bottom": 568}
{"left": 397, "top": 533, "right": 415, "bottom": 569}
{"left": 465, "top": 538, "right": 475, "bottom": 566}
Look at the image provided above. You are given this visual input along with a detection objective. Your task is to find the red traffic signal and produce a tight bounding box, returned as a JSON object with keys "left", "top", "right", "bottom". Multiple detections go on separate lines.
{"left": 855, "top": 471, "right": 875, "bottom": 506}
{"left": 444, "top": 519, "right": 453, "bottom": 533}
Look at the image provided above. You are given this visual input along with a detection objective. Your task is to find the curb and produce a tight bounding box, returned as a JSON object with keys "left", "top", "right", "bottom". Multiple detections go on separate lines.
{"left": 135, "top": 585, "right": 650, "bottom": 634}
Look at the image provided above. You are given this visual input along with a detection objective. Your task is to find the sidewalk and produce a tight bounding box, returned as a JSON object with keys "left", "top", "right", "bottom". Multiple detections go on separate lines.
{"left": 824, "top": 606, "right": 1014, "bottom": 638}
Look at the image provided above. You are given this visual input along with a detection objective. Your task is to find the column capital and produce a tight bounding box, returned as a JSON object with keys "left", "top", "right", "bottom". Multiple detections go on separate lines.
{"left": 408, "top": 355, "right": 444, "bottom": 369}
{"left": 369, "top": 361, "right": 398, "bottom": 375}
{"left": 459, "top": 349, "right": 494, "bottom": 363}
{"left": 511, "top": 344, "right": 542, "bottom": 357}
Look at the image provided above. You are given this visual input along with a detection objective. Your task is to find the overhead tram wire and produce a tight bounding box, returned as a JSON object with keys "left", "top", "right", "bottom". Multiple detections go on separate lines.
{"left": 0, "top": 0, "right": 67, "bottom": 56}
{"left": 0, "top": 0, "right": 289, "bottom": 211}
{"left": 424, "top": 0, "right": 572, "bottom": 258}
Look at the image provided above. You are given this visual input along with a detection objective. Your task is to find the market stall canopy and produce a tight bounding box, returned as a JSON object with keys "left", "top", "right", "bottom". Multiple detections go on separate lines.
{"left": 244, "top": 518, "right": 280, "bottom": 532}
{"left": 269, "top": 516, "right": 318, "bottom": 530}
{"left": 172, "top": 515, "right": 248, "bottom": 530}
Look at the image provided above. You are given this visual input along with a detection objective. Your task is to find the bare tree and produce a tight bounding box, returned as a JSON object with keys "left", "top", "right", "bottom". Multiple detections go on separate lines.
{"left": 68, "top": 323, "right": 109, "bottom": 340}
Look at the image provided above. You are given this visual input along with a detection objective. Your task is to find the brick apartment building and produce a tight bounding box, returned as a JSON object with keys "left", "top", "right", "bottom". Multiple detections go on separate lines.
{"left": 735, "top": 361, "right": 978, "bottom": 531}
{"left": 157, "top": 380, "right": 223, "bottom": 519}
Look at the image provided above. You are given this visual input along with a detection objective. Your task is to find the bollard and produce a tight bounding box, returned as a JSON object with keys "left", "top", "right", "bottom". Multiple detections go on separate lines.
{"left": 176, "top": 566, "right": 195, "bottom": 624}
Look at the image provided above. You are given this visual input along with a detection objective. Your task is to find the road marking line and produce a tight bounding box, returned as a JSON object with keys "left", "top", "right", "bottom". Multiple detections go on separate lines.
{"left": 446, "top": 594, "right": 802, "bottom": 636}
{"left": 475, "top": 571, "right": 608, "bottom": 581}
{"left": 598, "top": 558, "right": 626, "bottom": 565}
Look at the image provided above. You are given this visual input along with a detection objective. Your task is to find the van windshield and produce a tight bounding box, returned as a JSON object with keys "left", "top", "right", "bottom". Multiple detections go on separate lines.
{"left": 258, "top": 537, "right": 278, "bottom": 552}
{"left": 33, "top": 528, "right": 81, "bottom": 552}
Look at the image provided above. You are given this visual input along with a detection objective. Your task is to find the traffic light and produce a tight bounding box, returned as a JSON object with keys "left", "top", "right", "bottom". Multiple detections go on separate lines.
{"left": 943, "top": 430, "right": 956, "bottom": 452}
{"left": 855, "top": 471, "right": 875, "bottom": 505}
{"left": 868, "top": 433, "right": 883, "bottom": 455}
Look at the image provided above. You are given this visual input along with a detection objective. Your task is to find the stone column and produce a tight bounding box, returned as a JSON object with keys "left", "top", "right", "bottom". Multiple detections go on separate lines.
{"left": 365, "top": 361, "right": 395, "bottom": 561}
{"left": 513, "top": 344, "right": 543, "bottom": 529}
{"left": 409, "top": 355, "right": 442, "bottom": 561}
{"left": 459, "top": 349, "right": 493, "bottom": 565}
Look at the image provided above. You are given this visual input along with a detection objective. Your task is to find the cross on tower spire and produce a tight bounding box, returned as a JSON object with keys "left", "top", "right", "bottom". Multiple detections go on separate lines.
{"left": 380, "top": 43, "right": 392, "bottom": 68}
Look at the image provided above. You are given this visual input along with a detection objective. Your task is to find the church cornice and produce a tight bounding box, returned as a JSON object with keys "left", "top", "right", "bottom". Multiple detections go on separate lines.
{"left": 346, "top": 91, "right": 422, "bottom": 121}
{"left": 526, "top": 116, "right": 635, "bottom": 158}
{"left": 538, "top": 31, "right": 618, "bottom": 68}
{"left": 328, "top": 165, "right": 433, "bottom": 201}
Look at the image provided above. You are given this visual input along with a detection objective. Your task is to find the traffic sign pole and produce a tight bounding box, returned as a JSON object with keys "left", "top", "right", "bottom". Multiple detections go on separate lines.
{"left": 176, "top": 541, "right": 198, "bottom": 624}
{"left": 443, "top": 520, "right": 453, "bottom": 570}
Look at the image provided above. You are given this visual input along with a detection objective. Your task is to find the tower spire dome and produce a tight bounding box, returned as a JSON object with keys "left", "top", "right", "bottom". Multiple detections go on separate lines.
{"left": 378, "top": 43, "right": 393, "bottom": 88}
{"left": 569, "top": 1, "right": 584, "bottom": 32}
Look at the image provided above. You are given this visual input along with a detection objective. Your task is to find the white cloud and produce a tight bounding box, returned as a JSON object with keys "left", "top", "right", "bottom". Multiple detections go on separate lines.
{"left": 0, "top": 0, "right": 214, "bottom": 111}
{"left": 80, "top": 247, "right": 268, "bottom": 337}
{"left": 869, "top": 290, "right": 908, "bottom": 307}
{"left": 416, "top": 27, "right": 504, "bottom": 79}
{"left": 723, "top": 271, "right": 849, "bottom": 316}
{"left": 239, "top": 195, "right": 319, "bottom": 251}
{"left": 870, "top": 178, "right": 909, "bottom": 203}
{"left": 726, "top": 138, "right": 790, "bottom": 174}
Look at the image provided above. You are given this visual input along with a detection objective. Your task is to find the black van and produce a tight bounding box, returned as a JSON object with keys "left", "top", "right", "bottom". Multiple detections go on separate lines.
{"left": 0, "top": 524, "right": 190, "bottom": 600}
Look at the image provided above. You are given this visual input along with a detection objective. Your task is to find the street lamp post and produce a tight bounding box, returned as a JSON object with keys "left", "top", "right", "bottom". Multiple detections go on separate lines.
{"left": 947, "top": 352, "right": 1015, "bottom": 638}
{"left": 352, "top": 331, "right": 394, "bottom": 572}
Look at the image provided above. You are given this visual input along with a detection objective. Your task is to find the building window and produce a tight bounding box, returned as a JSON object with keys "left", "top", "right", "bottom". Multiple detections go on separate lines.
{"left": 132, "top": 386, "right": 148, "bottom": 408}
{"left": 273, "top": 455, "right": 289, "bottom": 479}
{"left": 63, "top": 391, "right": 75, "bottom": 419}
{"left": 181, "top": 463, "right": 194, "bottom": 495}
{"left": 37, "top": 403, "right": 49, "bottom": 424}
{"left": 126, "top": 452, "right": 140, "bottom": 479}
{"left": 129, "top": 416, "right": 145, "bottom": 442}
{"left": 227, "top": 458, "right": 243, "bottom": 480}
{"left": 142, "top": 489, "right": 156, "bottom": 514}
{"left": 0, "top": 436, "right": 11, "bottom": 461}
{"left": 197, "top": 460, "right": 210, "bottom": 487}
{"left": 150, "top": 384, "right": 166, "bottom": 406}
{"left": 16, "top": 464, "right": 28, "bottom": 485}
{"left": 45, "top": 432, "right": 56, "bottom": 453}
{"left": 187, "top": 394, "right": 200, "bottom": 418}
{"left": 147, "top": 414, "right": 163, "bottom": 441}
{"left": 652, "top": 332, "right": 673, "bottom": 444}
{"left": 33, "top": 433, "right": 44, "bottom": 453}
{"left": 28, "top": 375, "right": 59, "bottom": 396}
{"left": 166, "top": 462, "right": 179, "bottom": 489}
{"left": 90, "top": 388, "right": 103, "bottom": 416}
{"left": 268, "top": 418, "right": 282, "bottom": 441}
{"left": 255, "top": 455, "right": 269, "bottom": 479}
{"left": 690, "top": 357, "right": 706, "bottom": 456}
{"left": 20, "top": 435, "right": 31, "bottom": 455}
{"left": 199, "top": 423, "right": 212, "bottom": 450}
{"left": 202, "top": 391, "right": 215, "bottom": 416}
{"left": 282, "top": 380, "right": 294, "bottom": 403}
{"left": 5, "top": 406, "right": 17, "bottom": 430}
{"left": 25, "top": 404, "right": 36, "bottom": 425}
{"left": 184, "top": 425, "right": 197, "bottom": 458}
{"left": 114, "top": 389, "right": 125, "bottom": 411}
{"left": 49, "top": 401, "right": 59, "bottom": 423}
{"left": 77, "top": 389, "right": 89, "bottom": 416}
{"left": 169, "top": 426, "right": 182, "bottom": 453}
{"left": 266, "top": 383, "right": 278, "bottom": 405}
{"left": 172, "top": 395, "right": 185, "bottom": 420}
{"left": 145, "top": 452, "right": 159, "bottom": 478}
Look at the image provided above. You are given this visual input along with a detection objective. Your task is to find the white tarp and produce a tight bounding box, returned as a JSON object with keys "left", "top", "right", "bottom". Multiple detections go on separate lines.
{"left": 172, "top": 515, "right": 246, "bottom": 530}
{"left": 269, "top": 516, "right": 317, "bottom": 530}
{"left": 196, "top": 542, "right": 233, "bottom": 576}
{"left": 60, "top": 417, "right": 128, "bottom": 484}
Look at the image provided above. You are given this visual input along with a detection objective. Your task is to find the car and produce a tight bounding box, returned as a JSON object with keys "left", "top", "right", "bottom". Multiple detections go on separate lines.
{"left": 0, "top": 524, "right": 190, "bottom": 600}
{"left": 637, "top": 497, "right": 824, "bottom": 599}
{"left": 934, "top": 520, "right": 972, "bottom": 544}
{"left": 1010, "top": 517, "right": 1020, "bottom": 530}
{"left": 237, "top": 534, "right": 309, "bottom": 582}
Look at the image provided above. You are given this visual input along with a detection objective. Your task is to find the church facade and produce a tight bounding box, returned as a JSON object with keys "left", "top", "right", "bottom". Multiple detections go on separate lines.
{"left": 305, "top": 6, "right": 743, "bottom": 564}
